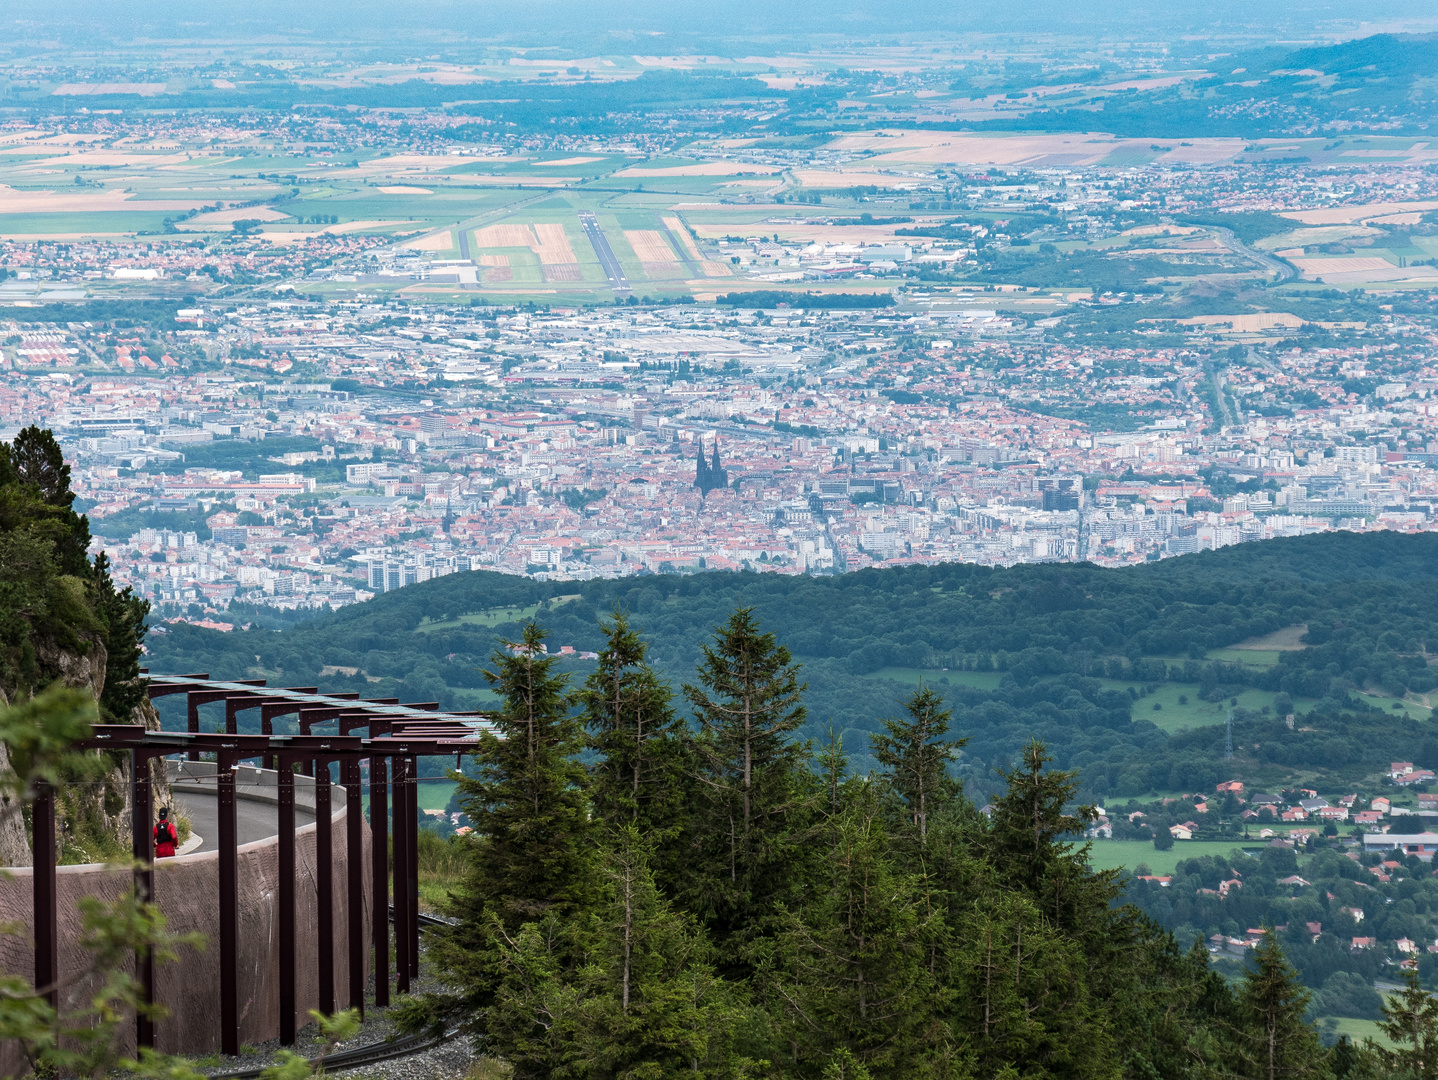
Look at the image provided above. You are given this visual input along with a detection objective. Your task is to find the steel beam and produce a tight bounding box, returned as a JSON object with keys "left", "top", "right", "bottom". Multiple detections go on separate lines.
{"left": 278, "top": 760, "right": 297, "bottom": 1045}
{"left": 217, "top": 755, "right": 239, "bottom": 1055}
{"left": 406, "top": 760, "right": 420, "bottom": 978}
{"left": 32, "top": 781, "right": 57, "bottom": 1011}
{"left": 370, "top": 755, "right": 389, "bottom": 1007}
{"left": 131, "top": 749, "right": 155, "bottom": 1050}
{"left": 392, "top": 755, "right": 409, "bottom": 994}
{"left": 343, "top": 756, "right": 365, "bottom": 1017}
{"left": 315, "top": 761, "right": 335, "bottom": 1016}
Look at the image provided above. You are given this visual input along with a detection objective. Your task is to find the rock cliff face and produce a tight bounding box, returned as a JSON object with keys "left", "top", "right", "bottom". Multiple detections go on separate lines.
{"left": 0, "top": 640, "right": 172, "bottom": 868}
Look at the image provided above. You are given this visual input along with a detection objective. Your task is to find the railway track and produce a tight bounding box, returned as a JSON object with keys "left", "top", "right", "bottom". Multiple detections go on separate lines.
{"left": 209, "top": 909, "right": 460, "bottom": 1078}
{"left": 211, "top": 1029, "right": 455, "bottom": 1079}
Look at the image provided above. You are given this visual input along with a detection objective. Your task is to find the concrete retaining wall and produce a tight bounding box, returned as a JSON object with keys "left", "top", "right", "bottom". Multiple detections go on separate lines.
{"left": 0, "top": 767, "right": 372, "bottom": 1072}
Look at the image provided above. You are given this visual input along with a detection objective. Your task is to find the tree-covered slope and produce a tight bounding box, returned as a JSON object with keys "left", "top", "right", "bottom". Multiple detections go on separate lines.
{"left": 149, "top": 531, "right": 1438, "bottom": 801}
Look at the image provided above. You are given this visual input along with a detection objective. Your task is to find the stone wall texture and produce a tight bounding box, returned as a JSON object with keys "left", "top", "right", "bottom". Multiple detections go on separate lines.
{"left": 0, "top": 796, "right": 371, "bottom": 1074}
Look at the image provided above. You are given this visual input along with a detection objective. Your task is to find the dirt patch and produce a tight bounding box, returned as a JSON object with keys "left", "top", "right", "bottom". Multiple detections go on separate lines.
{"left": 700, "top": 260, "right": 735, "bottom": 277}
{"left": 1231, "top": 624, "right": 1309, "bottom": 651}
{"left": 640, "top": 261, "right": 685, "bottom": 278}
{"left": 379, "top": 185, "right": 433, "bottom": 194}
{"left": 543, "top": 263, "right": 583, "bottom": 282}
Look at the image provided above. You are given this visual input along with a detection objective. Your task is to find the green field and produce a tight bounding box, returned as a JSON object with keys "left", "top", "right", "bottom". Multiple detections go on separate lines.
{"left": 863, "top": 667, "right": 1006, "bottom": 691}
{"left": 1117, "top": 681, "right": 1288, "bottom": 733}
{"left": 417, "top": 779, "right": 457, "bottom": 813}
{"left": 1086, "top": 839, "right": 1273, "bottom": 876}
{"left": 1317, "top": 1016, "right": 1394, "bottom": 1048}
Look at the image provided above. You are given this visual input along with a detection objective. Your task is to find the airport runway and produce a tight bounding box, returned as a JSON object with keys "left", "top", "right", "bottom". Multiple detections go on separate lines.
{"left": 578, "top": 210, "right": 632, "bottom": 293}
{"left": 172, "top": 788, "right": 315, "bottom": 854}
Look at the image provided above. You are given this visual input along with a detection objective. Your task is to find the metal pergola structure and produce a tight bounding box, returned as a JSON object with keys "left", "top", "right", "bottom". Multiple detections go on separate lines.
{"left": 29, "top": 674, "right": 492, "bottom": 1055}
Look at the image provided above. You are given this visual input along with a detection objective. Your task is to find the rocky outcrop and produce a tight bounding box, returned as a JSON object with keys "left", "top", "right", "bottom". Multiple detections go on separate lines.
{"left": 0, "top": 644, "right": 172, "bottom": 868}
{"left": 0, "top": 687, "right": 29, "bottom": 867}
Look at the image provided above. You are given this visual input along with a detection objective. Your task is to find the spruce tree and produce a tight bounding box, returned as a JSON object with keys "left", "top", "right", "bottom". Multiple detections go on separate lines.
{"left": 486, "top": 827, "right": 741, "bottom": 1080}
{"left": 776, "top": 781, "right": 951, "bottom": 1076}
{"left": 683, "top": 607, "right": 814, "bottom": 942}
{"left": 1233, "top": 930, "right": 1326, "bottom": 1080}
{"left": 870, "top": 685, "right": 966, "bottom": 845}
{"left": 951, "top": 890, "right": 1115, "bottom": 1078}
{"left": 409, "top": 622, "right": 595, "bottom": 1038}
{"left": 1376, "top": 968, "right": 1438, "bottom": 1080}
{"left": 578, "top": 610, "right": 689, "bottom": 850}
{"left": 982, "top": 739, "right": 1119, "bottom": 942}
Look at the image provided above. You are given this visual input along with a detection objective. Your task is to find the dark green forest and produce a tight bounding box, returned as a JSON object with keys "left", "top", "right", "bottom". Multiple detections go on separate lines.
{"left": 0, "top": 426, "right": 149, "bottom": 721}
{"left": 392, "top": 611, "right": 1418, "bottom": 1078}
{"left": 149, "top": 531, "right": 1438, "bottom": 803}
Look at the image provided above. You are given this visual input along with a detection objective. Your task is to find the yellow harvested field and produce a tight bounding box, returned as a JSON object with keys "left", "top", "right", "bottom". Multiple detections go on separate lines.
{"left": 403, "top": 231, "right": 456, "bottom": 252}
{"left": 380, "top": 185, "right": 433, "bottom": 194}
{"left": 616, "top": 161, "right": 783, "bottom": 177}
{"left": 188, "top": 206, "right": 291, "bottom": 225}
{"left": 811, "top": 131, "right": 1247, "bottom": 168}
{"left": 12, "top": 149, "right": 195, "bottom": 168}
{"left": 687, "top": 220, "right": 928, "bottom": 244}
{"left": 535, "top": 157, "right": 605, "bottom": 166}
{"left": 480, "top": 253, "right": 513, "bottom": 282}
{"left": 1282, "top": 201, "right": 1438, "bottom": 225}
{"left": 663, "top": 218, "right": 703, "bottom": 259}
{"left": 0, "top": 185, "right": 202, "bottom": 213}
{"left": 791, "top": 169, "right": 931, "bottom": 188}
{"left": 53, "top": 83, "right": 167, "bottom": 96}
{"left": 1175, "top": 313, "right": 1307, "bottom": 332}
{"left": 1123, "top": 224, "right": 1202, "bottom": 237}
{"left": 260, "top": 220, "right": 422, "bottom": 244}
{"left": 533, "top": 222, "right": 578, "bottom": 264}
{"left": 625, "top": 230, "right": 678, "bottom": 263}
{"left": 1290, "top": 257, "right": 1396, "bottom": 274}
{"left": 700, "top": 260, "right": 735, "bottom": 277}
{"left": 475, "top": 223, "right": 539, "bottom": 248}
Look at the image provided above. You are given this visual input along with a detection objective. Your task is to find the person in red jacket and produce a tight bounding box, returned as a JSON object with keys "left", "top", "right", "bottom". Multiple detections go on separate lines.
{"left": 153, "top": 807, "right": 178, "bottom": 858}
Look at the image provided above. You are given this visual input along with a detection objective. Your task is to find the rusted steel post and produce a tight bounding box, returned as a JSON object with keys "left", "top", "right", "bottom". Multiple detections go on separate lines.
{"left": 407, "top": 759, "right": 421, "bottom": 978}
{"left": 278, "top": 759, "right": 297, "bottom": 1045}
{"left": 32, "top": 781, "right": 58, "bottom": 1010}
{"left": 315, "top": 760, "right": 335, "bottom": 1016}
{"left": 392, "top": 756, "right": 410, "bottom": 994}
{"left": 132, "top": 748, "right": 155, "bottom": 1049}
{"left": 217, "top": 755, "right": 239, "bottom": 1055}
{"left": 343, "top": 756, "right": 365, "bottom": 1016}
{"left": 370, "top": 755, "right": 390, "bottom": 1006}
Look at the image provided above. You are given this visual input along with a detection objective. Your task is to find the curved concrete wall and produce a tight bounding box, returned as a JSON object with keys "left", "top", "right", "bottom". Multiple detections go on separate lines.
{"left": 0, "top": 773, "right": 372, "bottom": 1072}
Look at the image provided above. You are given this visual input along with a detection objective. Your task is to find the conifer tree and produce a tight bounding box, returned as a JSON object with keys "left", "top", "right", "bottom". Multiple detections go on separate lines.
{"left": 1376, "top": 967, "right": 1438, "bottom": 1080}
{"left": 411, "top": 622, "right": 595, "bottom": 1037}
{"left": 486, "top": 826, "right": 741, "bottom": 1079}
{"left": 870, "top": 685, "right": 966, "bottom": 845}
{"left": 774, "top": 781, "right": 951, "bottom": 1076}
{"left": 951, "top": 890, "right": 1114, "bottom": 1077}
{"left": 683, "top": 607, "right": 814, "bottom": 940}
{"left": 578, "top": 610, "right": 689, "bottom": 853}
{"left": 1232, "top": 930, "right": 1326, "bottom": 1080}
{"left": 982, "top": 740, "right": 1118, "bottom": 942}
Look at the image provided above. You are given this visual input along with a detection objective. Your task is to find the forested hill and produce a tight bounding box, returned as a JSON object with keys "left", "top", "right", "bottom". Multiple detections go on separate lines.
{"left": 150, "top": 531, "right": 1438, "bottom": 801}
